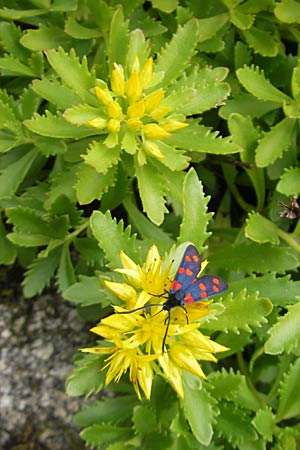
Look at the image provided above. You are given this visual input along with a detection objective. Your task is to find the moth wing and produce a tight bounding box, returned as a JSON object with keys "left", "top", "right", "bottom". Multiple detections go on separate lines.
{"left": 182, "top": 275, "right": 228, "bottom": 304}
{"left": 170, "top": 245, "right": 201, "bottom": 294}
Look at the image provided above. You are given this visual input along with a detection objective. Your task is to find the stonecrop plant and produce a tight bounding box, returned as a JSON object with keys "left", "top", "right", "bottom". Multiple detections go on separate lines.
{"left": 81, "top": 244, "right": 229, "bottom": 399}
{"left": 1, "top": 0, "right": 300, "bottom": 448}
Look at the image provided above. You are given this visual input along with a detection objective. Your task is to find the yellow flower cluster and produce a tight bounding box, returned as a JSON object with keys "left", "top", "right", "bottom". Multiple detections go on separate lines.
{"left": 82, "top": 246, "right": 227, "bottom": 399}
{"left": 87, "top": 56, "right": 188, "bottom": 164}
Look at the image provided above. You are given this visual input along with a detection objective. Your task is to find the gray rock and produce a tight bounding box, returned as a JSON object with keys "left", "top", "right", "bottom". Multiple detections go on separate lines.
{"left": 0, "top": 270, "right": 93, "bottom": 450}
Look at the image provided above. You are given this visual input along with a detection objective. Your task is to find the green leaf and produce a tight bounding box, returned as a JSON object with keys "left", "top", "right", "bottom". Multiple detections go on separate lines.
{"left": 0, "top": 149, "right": 38, "bottom": 198}
{"left": 155, "top": 19, "right": 200, "bottom": 86}
{"left": 291, "top": 61, "right": 300, "bottom": 103}
{"left": 182, "top": 376, "right": 217, "bottom": 446}
{"left": 63, "top": 276, "right": 106, "bottom": 306}
{"left": 135, "top": 159, "right": 167, "bottom": 226}
{"left": 243, "top": 26, "right": 279, "bottom": 57}
{"left": 64, "top": 17, "right": 101, "bottom": 39}
{"left": 0, "top": 98, "right": 17, "bottom": 127}
{"left": 245, "top": 212, "right": 280, "bottom": 244}
{"left": 126, "top": 29, "right": 150, "bottom": 74}
{"left": 56, "top": 244, "right": 75, "bottom": 292}
{"left": 178, "top": 168, "right": 213, "bottom": 253}
{"left": 0, "top": 217, "right": 16, "bottom": 264}
{"left": 219, "top": 94, "right": 279, "bottom": 119}
{"left": 265, "top": 303, "right": 300, "bottom": 355}
{"left": 205, "top": 290, "right": 272, "bottom": 334}
{"left": 277, "top": 358, "right": 300, "bottom": 420}
{"left": 215, "top": 402, "right": 257, "bottom": 448}
{"left": 208, "top": 369, "right": 261, "bottom": 412}
{"left": 163, "top": 67, "right": 230, "bottom": 115}
{"left": 44, "top": 166, "right": 77, "bottom": 208}
{"left": 0, "top": 54, "right": 39, "bottom": 76}
{"left": 20, "top": 24, "right": 70, "bottom": 51}
{"left": 73, "top": 236, "right": 105, "bottom": 266}
{"left": 32, "top": 78, "right": 82, "bottom": 109}
{"left": 64, "top": 104, "right": 105, "bottom": 125}
{"left": 123, "top": 197, "right": 173, "bottom": 246}
{"left": 252, "top": 407, "right": 275, "bottom": 441}
{"left": 0, "top": 130, "right": 19, "bottom": 153}
{"left": 0, "top": 7, "right": 45, "bottom": 20}
{"left": 156, "top": 141, "right": 190, "bottom": 171}
{"left": 73, "top": 396, "right": 137, "bottom": 426}
{"left": 255, "top": 118, "right": 297, "bottom": 167}
{"left": 6, "top": 207, "right": 52, "bottom": 235}
{"left": 0, "top": 21, "right": 30, "bottom": 60}
{"left": 236, "top": 66, "right": 291, "bottom": 103}
{"left": 228, "top": 113, "right": 265, "bottom": 209}
{"left": 81, "top": 424, "right": 132, "bottom": 448}
{"left": 133, "top": 404, "right": 157, "bottom": 435}
{"left": 230, "top": 9, "right": 254, "bottom": 30}
{"left": 66, "top": 356, "right": 105, "bottom": 397}
{"left": 82, "top": 141, "right": 121, "bottom": 174}
{"left": 152, "top": 0, "right": 177, "bottom": 13}
{"left": 90, "top": 210, "right": 138, "bottom": 268}
{"left": 108, "top": 7, "right": 130, "bottom": 71}
{"left": 210, "top": 242, "right": 299, "bottom": 274}
{"left": 22, "top": 248, "right": 61, "bottom": 297}
{"left": 46, "top": 48, "right": 97, "bottom": 104}
{"left": 277, "top": 167, "right": 300, "bottom": 196}
{"left": 75, "top": 163, "right": 117, "bottom": 204}
{"left": 275, "top": 0, "right": 300, "bottom": 23}
{"left": 7, "top": 232, "right": 51, "bottom": 247}
{"left": 230, "top": 274, "right": 300, "bottom": 307}
{"left": 24, "top": 112, "right": 99, "bottom": 138}
{"left": 197, "top": 14, "right": 229, "bottom": 42}
{"left": 166, "top": 122, "right": 240, "bottom": 154}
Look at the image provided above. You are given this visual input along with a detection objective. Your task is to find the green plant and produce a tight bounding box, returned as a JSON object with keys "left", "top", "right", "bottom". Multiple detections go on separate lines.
{"left": 1, "top": 0, "right": 300, "bottom": 448}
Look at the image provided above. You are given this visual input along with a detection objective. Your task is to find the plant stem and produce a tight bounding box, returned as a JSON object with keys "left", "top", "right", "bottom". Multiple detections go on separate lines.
{"left": 276, "top": 227, "right": 300, "bottom": 255}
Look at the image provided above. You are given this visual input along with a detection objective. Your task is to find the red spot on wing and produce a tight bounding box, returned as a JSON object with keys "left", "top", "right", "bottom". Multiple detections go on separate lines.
{"left": 171, "top": 280, "right": 182, "bottom": 291}
{"left": 200, "top": 291, "right": 208, "bottom": 298}
{"left": 191, "top": 278, "right": 197, "bottom": 284}
{"left": 199, "top": 282, "right": 207, "bottom": 291}
{"left": 186, "top": 268, "right": 193, "bottom": 276}
{"left": 212, "top": 277, "right": 220, "bottom": 285}
{"left": 192, "top": 255, "right": 199, "bottom": 262}
{"left": 212, "top": 285, "right": 220, "bottom": 293}
{"left": 184, "top": 293, "right": 194, "bottom": 304}
{"left": 178, "top": 267, "right": 185, "bottom": 274}
{"left": 185, "top": 255, "right": 192, "bottom": 262}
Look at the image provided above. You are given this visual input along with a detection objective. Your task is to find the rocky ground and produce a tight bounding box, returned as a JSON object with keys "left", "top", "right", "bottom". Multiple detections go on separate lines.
{"left": 0, "top": 266, "right": 93, "bottom": 449}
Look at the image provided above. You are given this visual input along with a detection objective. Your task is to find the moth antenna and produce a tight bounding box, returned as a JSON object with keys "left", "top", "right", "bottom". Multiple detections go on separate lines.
{"left": 116, "top": 303, "right": 165, "bottom": 315}
{"left": 182, "top": 305, "right": 189, "bottom": 324}
{"left": 162, "top": 310, "right": 171, "bottom": 353}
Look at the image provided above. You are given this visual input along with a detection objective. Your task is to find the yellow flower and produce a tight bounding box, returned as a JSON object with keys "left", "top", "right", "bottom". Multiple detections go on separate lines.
{"left": 81, "top": 56, "right": 187, "bottom": 158}
{"left": 82, "top": 245, "right": 228, "bottom": 399}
